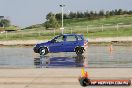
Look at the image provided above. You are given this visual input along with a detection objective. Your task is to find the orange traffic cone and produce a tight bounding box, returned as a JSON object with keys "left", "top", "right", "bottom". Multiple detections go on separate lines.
{"left": 84, "top": 71, "right": 88, "bottom": 77}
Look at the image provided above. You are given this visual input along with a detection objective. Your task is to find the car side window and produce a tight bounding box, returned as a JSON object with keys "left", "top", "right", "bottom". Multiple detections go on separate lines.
{"left": 66, "top": 35, "right": 76, "bottom": 42}
{"left": 77, "top": 35, "right": 83, "bottom": 41}
{"left": 55, "top": 35, "right": 65, "bottom": 42}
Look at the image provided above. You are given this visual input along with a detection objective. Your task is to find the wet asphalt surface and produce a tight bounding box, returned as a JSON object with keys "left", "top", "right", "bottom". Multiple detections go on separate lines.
{"left": 0, "top": 46, "right": 132, "bottom": 68}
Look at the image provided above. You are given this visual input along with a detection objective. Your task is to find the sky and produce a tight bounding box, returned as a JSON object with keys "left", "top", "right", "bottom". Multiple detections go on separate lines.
{"left": 0, "top": 0, "right": 131, "bottom": 28}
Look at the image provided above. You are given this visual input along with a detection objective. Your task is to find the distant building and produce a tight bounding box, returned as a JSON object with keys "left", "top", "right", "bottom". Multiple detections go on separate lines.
{"left": 0, "top": 16, "right": 4, "bottom": 27}
{"left": 0, "top": 16, "right": 4, "bottom": 19}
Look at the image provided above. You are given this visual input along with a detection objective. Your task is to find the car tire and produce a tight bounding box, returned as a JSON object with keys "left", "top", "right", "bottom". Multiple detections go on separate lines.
{"left": 39, "top": 47, "right": 48, "bottom": 55}
{"left": 75, "top": 47, "right": 84, "bottom": 55}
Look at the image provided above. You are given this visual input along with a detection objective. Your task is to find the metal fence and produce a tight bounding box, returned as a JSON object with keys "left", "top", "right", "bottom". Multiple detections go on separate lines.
{"left": 0, "top": 24, "right": 132, "bottom": 40}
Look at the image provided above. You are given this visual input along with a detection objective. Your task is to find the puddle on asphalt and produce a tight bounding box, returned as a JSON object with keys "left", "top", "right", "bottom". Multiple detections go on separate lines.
{"left": 34, "top": 55, "right": 85, "bottom": 68}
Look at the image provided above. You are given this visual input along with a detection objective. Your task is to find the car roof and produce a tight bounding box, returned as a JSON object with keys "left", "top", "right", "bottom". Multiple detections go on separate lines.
{"left": 62, "top": 34, "right": 83, "bottom": 36}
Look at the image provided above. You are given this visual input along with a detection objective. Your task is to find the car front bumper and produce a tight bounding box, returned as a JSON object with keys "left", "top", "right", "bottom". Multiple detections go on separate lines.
{"left": 33, "top": 47, "right": 39, "bottom": 53}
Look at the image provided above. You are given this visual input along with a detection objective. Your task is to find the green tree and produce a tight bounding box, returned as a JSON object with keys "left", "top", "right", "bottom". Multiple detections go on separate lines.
{"left": 106, "top": 11, "right": 110, "bottom": 18}
{"left": 128, "top": 10, "right": 132, "bottom": 14}
{"left": 89, "top": 11, "right": 94, "bottom": 19}
{"left": 109, "top": 10, "right": 115, "bottom": 16}
{"left": 117, "top": 9, "right": 123, "bottom": 15}
{"left": 69, "top": 12, "right": 76, "bottom": 19}
{"left": 63, "top": 13, "right": 69, "bottom": 19}
{"left": 0, "top": 19, "right": 11, "bottom": 27}
{"left": 44, "top": 12, "right": 60, "bottom": 29}
{"left": 55, "top": 13, "right": 61, "bottom": 20}
{"left": 99, "top": 10, "right": 104, "bottom": 17}
{"left": 114, "top": 9, "right": 118, "bottom": 15}
{"left": 84, "top": 11, "right": 91, "bottom": 18}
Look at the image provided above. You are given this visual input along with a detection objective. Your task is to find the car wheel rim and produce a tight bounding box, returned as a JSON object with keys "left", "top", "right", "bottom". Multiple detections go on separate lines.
{"left": 41, "top": 49, "right": 45, "bottom": 55}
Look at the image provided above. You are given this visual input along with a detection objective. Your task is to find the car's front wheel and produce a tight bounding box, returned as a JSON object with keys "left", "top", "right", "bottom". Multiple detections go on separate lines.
{"left": 75, "top": 47, "right": 84, "bottom": 55}
{"left": 39, "top": 47, "right": 48, "bottom": 55}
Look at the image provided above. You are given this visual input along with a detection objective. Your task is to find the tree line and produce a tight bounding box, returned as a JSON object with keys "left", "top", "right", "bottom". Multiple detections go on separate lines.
{"left": 43, "top": 9, "right": 132, "bottom": 29}
{"left": 24, "top": 9, "right": 132, "bottom": 29}
{"left": 55, "top": 9, "right": 132, "bottom": 20}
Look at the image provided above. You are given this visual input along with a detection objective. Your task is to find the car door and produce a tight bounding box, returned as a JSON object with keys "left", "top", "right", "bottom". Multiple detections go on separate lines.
{"left": 49, "top": 35, "right": 65, "bottom": 52}
{"left": 63, "top": 35, "right": 78, "bottom": 52}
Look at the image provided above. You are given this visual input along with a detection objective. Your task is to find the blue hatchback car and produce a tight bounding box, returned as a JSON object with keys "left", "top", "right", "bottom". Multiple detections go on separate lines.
{"left": 33, "top": 34, "right": 88, "bottom": 55}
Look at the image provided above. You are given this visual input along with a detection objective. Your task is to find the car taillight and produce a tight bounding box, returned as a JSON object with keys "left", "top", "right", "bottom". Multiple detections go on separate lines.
{"left": 84, "top": 40, "right": 88, "bottom": 49}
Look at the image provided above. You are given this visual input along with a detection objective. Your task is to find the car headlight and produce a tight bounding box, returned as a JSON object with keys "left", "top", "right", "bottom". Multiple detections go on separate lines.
{"left": 34, "top": 44, "right": 37, "bottom": 48}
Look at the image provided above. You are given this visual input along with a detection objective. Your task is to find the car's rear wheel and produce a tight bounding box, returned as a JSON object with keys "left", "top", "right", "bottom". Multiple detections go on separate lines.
{"left": 75, "top": 47, "right": 84, "bottom": 55}
{"left": 39, "top": 47, "right": 48, "bottom": 55}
